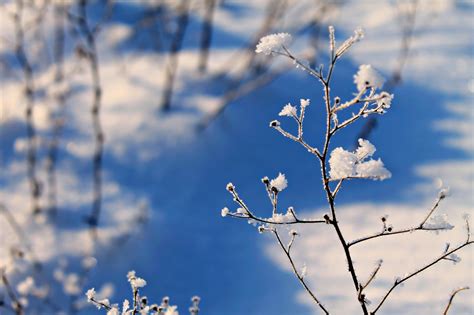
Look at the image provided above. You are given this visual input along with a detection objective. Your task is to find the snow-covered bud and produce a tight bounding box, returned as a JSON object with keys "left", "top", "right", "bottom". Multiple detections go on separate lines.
{"left": 150, "top": 304, "right": 159, "bottom": 312}
{"left": 289, "top": 229, "right": 298, "bottom": 236}
{"left": 191, "top": 296, "right": 201, "bottom": 304}
{"left": 261, "top": 176, "right": 270, "bottom": 185}
{"left": 270, "top": 173, "right": 288, "bottom": 192}
{"left": 226, "top": 183, "right": 235, "bottom": 192}
{"left": 258, "top": 225, "right": 266, "bottom": 234}
{"left": 141, "top": 296, "right": 148, "bottom": 305}
{"left": 269, "top": 120, "right": 280, "bottom": 128}
{"left": 334, "top": 96, "right": 340, "bottom": 104}
{"left": 221, "top": 207, "right": 229, "bottom": 217}
{"left": 86, "top": 288, "right": 96, "bottom": 301}
{"left": 162, "top": 296, "right": 170, "bottom": 306}
{"left": 438, "top": 187, "right": 450, "bottom": 199}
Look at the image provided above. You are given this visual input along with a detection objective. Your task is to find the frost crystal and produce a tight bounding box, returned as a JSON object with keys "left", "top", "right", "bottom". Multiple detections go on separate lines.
{"left": 270, "top": 173, "right": 288, "bottom": 192}
{"left": 255, "top": 33, "right": 292, "bottom": 55}
{"left": 86, "top": 288, "right": 96, "bottom": 301}
{"left": 279, "top": 103, "right": 297, "bottom": 117}
{"left": 355, "top": 138, "right": 376, "bottom": 160}
{"left": 270, "top": 211, "right": 293, "bottom": 223}
{"left": 329, "top": 139, "right": 391, "bottom": 180}
{"left": 424, "top": 214, "right": 454, "bottom": 231}
{"left": 329, "top": 148, "right": 358, "bottom": 179}
{"left": 300, "top": 99, "right": 310, "bottom": 108}
{"left": 354, "top": 64, "right": 385, "bottom": 92}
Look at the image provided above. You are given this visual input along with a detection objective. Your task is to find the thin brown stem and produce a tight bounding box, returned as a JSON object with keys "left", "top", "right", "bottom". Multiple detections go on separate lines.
{"left": 273, "top": 230, "right": 329, "bottom": 314}
{"left": 442, "top": 286, "right": 469, "bottom": 315}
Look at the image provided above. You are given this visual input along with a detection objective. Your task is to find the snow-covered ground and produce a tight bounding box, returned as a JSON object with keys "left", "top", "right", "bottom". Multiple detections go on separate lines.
{"left": 0, "top": 0, "right": 472, "bottom": 314}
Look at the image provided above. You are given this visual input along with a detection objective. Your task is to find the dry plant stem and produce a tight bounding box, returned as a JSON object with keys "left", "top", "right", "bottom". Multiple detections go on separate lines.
{"left": 370, "top": 238, "right": 473, "bottom": 314}
{"left": 1, "top": 270, "right": 23, "bottom": 315}
{"left": 77, "top": 0, "right": 104, "bottom": 235}
{"left": 442, "top": 287, "right": 469, "bottom": 315}
{"left": 273, "top": 230, "right": 329, "bottom": 314}
{"left": 46, "top": 2, "right": 66, "bottom": 217}
{"left": 160, "top": 0, "right": 189, "bottom": 111}
{"left": 198, "top": 0, "right": 216, "bottom": 73}
{"left": 348, "top": 194, "right": 446, "bottom": 247}
{"left": 13, "top": 0, "right": 41, "bottom": 215}
{"left": 319, "top": 59, "right": 370, "bottom": 315}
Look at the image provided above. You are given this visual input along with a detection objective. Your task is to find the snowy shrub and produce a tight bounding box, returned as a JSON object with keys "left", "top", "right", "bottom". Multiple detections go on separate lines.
{"left": 220, "top": 27, "right": 473, "bottom": 314}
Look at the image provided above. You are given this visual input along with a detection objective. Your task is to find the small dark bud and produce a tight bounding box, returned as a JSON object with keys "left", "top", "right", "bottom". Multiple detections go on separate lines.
{"left": 334, "top": 97, "right": 340, "bottom": 104}
{"left": 381, "top": 217, "right": 386, "bottom": 222}
{"left": 261, "top": 176, "right": 270, "bottom": 184}
{"left": 365, "top": 81, "right": 370, "bottom": 86}
{"left": 323, "top": 214, "right": 330, "bottom": 224}
{"left": 141, "top": 296, "right": 148, "bottom": 305}
{"left": 269, "top": 120, "right": 280, "bottom": 128}
{"left": 150, "top": 304, "right": 159, "bottom": 312}
{"left": 387, "top": 227, "right": 392, "bottom": 232}
{"left": 271, "top": 186, "right": 278, "bottom": 193}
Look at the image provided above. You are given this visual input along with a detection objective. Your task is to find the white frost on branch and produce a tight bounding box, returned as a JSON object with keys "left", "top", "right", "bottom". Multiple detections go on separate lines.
{"left": 329, "top": 139, "right": 391, "bottom": 180}
{"left": 423, "top": 214, "right": 454, "bottom": 231}
{"left": 353, "top": 64, "right": 385, "bottom": 92}
{"left": 255, "top": 33, "right": 292, "bottom": 55}
{"left": 270, "top": 173, "right": 288, "bottom": 192}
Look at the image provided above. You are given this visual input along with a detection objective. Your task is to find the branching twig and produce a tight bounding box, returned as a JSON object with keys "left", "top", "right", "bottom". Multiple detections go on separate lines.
{"left": 370, "top": 238, "right": 473, "bottom": 314}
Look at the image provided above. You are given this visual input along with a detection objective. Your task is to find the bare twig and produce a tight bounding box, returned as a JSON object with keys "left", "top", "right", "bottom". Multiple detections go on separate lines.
{"left": 442, "top": 286, "right": 469, "bottom": 315}
{"left": 198, "top": 0, "right": 216, "bottom": 73}
{"left": 13, "top": 0, "right": 41, "bottom": 216}
{"left": 273, "top": 230, "right": 329, "bottom": 314}
{"left": 160, "top": 0, "right": 190, "bottom": 111}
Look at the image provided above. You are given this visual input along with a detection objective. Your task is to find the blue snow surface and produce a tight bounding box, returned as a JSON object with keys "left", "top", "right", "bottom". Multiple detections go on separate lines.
{"left": 1, "top": 1, "right": 472, "bottom": 314}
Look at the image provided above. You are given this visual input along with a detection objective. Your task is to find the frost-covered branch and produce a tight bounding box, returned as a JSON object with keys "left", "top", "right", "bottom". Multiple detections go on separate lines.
{"left": 348, "top": 191, "right": 453, "bottom": 247}
{"left": 371, "top": 224, "right": 473, "bottom": 314}
{"left": 222, "top": 178, "right": 326, "bottom": 226}
{"left": 86, "top": 271, "right": 200, "bottom": 315}
{"left": 221, "top": 25, "right": 472, "bottom": 315}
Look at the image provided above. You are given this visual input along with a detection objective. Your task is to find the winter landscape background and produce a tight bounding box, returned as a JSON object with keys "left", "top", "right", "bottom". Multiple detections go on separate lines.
{"left": 0, "top": 0, "right": 473, "bottom": 314}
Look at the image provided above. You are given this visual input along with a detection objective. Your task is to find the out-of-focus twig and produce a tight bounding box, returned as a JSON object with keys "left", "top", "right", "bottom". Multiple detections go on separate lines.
{"left": 198, "top": 0, "right": 216, "bottom": 73}
{"left": 160, "top": 0, "right": 190, "bottom": 111}
{"left": 442, "top": 286, "right": 469, "bottom": 315}
{"left": 13, "top": 0, "right": 41, "bottom": 216}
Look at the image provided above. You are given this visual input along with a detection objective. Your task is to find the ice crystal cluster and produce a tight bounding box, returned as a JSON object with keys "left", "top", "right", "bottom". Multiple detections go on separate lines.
{"left": 329, "top": 139, "right": 391, "bottom": 180}
{"left": 255, "top": 33, "right": 292, "bottom": 55}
